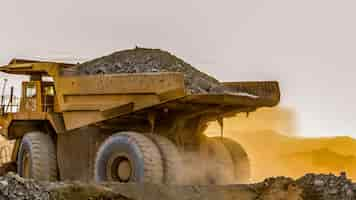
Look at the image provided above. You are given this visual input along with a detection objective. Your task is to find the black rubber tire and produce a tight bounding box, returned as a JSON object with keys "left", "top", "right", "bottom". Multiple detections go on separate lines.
{"left": 147, "top": 135, "right": 183, "bottom": 184}
{"left": 200, "top": 138, "right": 235, "bottom": 185}
{"left": 17, "top": 131, "right": 58, "bottom": 181}
{"left": 213, "top": 137, "right": 251, "bottom": 183}
{"left": 94, "top": 132, "right": 163, "bottom": 183}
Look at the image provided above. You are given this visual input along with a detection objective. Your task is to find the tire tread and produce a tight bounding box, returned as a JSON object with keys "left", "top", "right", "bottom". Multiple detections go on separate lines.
{"left": 18, "top": 131, "right": 57, "bottom": 181}
{"left": 147, "top": 135, "right": 182, "bottom": 184}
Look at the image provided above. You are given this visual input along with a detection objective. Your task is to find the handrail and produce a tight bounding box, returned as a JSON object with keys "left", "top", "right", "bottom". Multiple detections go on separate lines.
{"left": 0, "top": 95, "right": 20, "bottom": 113}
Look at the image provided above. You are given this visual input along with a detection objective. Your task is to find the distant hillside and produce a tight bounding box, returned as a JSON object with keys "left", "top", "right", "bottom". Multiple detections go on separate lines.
{"left": 282, "top": 148, "right": 356, "bottom": 178}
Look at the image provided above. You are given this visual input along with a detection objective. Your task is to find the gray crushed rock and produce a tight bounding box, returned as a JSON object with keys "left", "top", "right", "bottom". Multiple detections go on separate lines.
{"left": 62, "top": 47, "right": 224, "bottom": 94}
{"left": 252, "top": 173, "right": 356, "bottom": 200}
{"left": 0, "top": 172, "right": 49, "bottom": 200}
{"left": 296, "top": 172, "right": 356, "bottom": 200}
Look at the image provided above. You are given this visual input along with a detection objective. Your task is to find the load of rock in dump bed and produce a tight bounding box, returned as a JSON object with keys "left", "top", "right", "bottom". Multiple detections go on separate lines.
{"left": 62, "top": 48, "right": 223, "bottom": 94}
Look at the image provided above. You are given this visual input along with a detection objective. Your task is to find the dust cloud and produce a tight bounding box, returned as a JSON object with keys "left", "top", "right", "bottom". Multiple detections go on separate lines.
{"left": 180, "top": 151, "right": 235, "bottom": 185}
{"left": 205, "top": 107, "right": 356, "bottom": 182}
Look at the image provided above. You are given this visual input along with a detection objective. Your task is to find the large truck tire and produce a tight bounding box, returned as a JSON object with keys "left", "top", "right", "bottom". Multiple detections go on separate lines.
{"left": 17, "top": 131, "right": 58, "bottom": 181}
{"left": 94, "top": 132, "right": 163, "bottom": 183}
{"left": 200, "top": 138, "right": 235, "bottom": 184}
{"left": 147, "top": 134, "right": 183, "bottom": 184}
{"left": 213, "top": 137, "right": 251, "bottom": 183}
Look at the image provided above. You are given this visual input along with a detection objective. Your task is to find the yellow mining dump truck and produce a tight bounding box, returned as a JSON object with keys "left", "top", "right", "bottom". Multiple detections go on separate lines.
{"left": 0, "top": 58, "right": 280, "bottom": 184}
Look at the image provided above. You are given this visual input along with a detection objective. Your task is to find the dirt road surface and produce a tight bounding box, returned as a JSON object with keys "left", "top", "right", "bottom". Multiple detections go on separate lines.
{"left": 0, "top": 172, "right": 355, "bottom": 200}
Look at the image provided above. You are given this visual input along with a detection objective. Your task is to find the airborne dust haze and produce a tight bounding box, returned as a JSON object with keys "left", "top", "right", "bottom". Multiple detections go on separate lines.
{"left": 205, "top": 107, "right": 356, "bottom": 183}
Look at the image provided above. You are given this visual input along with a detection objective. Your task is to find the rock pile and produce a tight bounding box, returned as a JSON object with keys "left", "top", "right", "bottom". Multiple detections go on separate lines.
{"left": 0, "top": 172, "right": 49, "bottom": 200}
{"left": 250, "top": 173, "right": 356, "bottom": 200}
{"left": 253, "top": 177, "right": 303, "bottom": 200}
{"left": 63, "top": 48, "right": 223, "bottom": 94}
{"left": 297, "top": 172, "right": 356, "bottom": 200}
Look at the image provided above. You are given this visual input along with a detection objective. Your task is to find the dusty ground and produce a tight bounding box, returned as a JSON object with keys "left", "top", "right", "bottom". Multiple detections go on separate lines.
{"left": 0, "top": 172, "right": 355, "bottom": 200}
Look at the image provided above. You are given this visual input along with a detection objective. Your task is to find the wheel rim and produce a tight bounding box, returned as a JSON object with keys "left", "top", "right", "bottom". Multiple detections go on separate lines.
{"left": 22, "top": 151, "right": 31, "bottom": 178}
{"left": 107, "top": 154, "right": 133, "bottom": 182}
{"left": 117, "top": 159, "right": 132, "bottom": 181}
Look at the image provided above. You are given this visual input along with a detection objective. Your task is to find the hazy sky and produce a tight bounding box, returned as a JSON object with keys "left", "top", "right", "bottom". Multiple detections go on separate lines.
{"left": 1, "top": 0, "right": 356, "bottom": 137}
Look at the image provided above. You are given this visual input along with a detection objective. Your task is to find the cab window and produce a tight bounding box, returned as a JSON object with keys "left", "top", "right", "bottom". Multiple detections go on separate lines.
{"left": 25, "top": 84, "right": 37, "bottom": 98}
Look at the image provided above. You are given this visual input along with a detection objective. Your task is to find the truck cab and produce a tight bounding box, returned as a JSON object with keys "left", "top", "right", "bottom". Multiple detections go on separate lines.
{"left": 0, "top": 59, "right": 74, "bottom": 115}
{"left": 0, "top": 59, "right": 74, "bottom": 139}
{"left": 21, "top": 80, "right": 55, "bottom": 113}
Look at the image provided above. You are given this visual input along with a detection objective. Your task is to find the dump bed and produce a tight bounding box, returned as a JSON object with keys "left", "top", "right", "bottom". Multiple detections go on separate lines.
{"left": 55, "top": 73, "right": 280, "bottom": 130}
{"left": 0, "top": 60, "right": 280, "bottom": 132}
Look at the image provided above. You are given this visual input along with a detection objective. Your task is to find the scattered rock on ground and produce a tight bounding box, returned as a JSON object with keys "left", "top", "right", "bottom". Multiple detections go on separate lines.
{"left": 297, "top": 172, "right": 356, "bottom": 200}
{"left": 0, "top": 172, "right": 356, "bottom": 200}
{"left": 0, "top": 172, "right": 50, "bottom": 200}
{"left": 253, "top": 177, "right": 303, "bottom": 200}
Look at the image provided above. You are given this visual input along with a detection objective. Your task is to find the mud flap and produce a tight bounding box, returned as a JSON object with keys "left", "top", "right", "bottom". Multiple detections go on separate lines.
{"left": 56, "top": 127, "right": 107, "bottom": 181}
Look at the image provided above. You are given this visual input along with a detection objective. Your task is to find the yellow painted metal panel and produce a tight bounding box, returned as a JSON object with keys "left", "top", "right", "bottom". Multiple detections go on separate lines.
{"left": 56, "top": 72, "right": 185, "bottom": 95}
